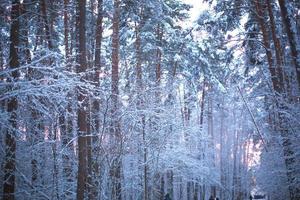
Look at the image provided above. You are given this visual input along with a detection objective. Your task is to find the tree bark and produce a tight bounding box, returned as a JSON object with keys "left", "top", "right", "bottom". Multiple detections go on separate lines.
{"left": 40, "top": 0, "right": 53, "bottom": 49}
{"left": 254, "top": 0, "right": 282, "bottom": 93}
{"left": 278, "top": 0, "right": 300, "bottom": 89}
{"left": 199, "top": 81, "right": 206, "bottom": 126}
{"left": 256, "top": 0, "right": 300, "bottom": 200}
{"left": 208, "top": 95, "right": 216, "bottom": 198}
{"left": 156, "top": 24, "right": 163, "bottom": 88}
{"left": 135, "top": 12, "right": 148, "bottom": 200}
{"left": 255, "top": 1, "right": 300, "bottom": 199}
{"left": 219, "top": 98, "right": 226, "bottom": 200}
{"left": 111, "top": 0, "right": 122, "bottom": 199}
{"left": 64, "top": 0, "right": 69, "bottom": 58}
{"left": 3, "top": 1, "right": 20, "bottom": 199}
{"left": 76, "top": 0, "right": 88, "bottom": 199}
{"left": 94, "top": 0, "right": 103, "bottom": 71}
{"left": 266, "top": 0, "right": 284, "bottom": 90}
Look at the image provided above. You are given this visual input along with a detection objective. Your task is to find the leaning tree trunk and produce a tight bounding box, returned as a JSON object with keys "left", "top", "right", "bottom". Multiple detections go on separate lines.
{"left": 3, "top": 1, "right": 20, "bottom": 199}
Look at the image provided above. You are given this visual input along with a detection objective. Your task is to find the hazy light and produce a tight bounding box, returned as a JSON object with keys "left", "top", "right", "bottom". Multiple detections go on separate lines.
{"left": 183, "top": 0, "right": 209, "bottom": 22}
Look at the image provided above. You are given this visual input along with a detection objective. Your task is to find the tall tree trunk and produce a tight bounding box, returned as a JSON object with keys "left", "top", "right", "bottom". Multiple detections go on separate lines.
{"left": 64, "top": 0, "right": 69, "bottom": 58}
{"left": 51, "top": 124, "right": 60, "bottom": 200}
{"left": 266, "top": 0, "right": 284, "bottom": 90}
{"left": 231, "top": 111, "right": 238, "bottom": 200}
{"left": 111, "top": 0, "right": 122, "bottom": 199}
{"left": 219, "top": 97, "right": 226, "bottom": 200}
{"left": 198, "top": 80, "right": 206, "bottom": 200}
{"left": 3, "top": 1, "right": 20, "bottom": 199}
{"left": 94, "top": 0, "right": 103, "bottom": 72}
{"left": 156, "top": 24, "right": 163, "bottom": 98}
{"left": 92, "top": 0, "right": 103, "bottom": 136}
{"left": 182, "top": 86, "right": 192, "bottom": 199}
{"left": 61, "top": 0, "right": 75, "bottom": 198}
{"left": 0, "top": 39, "right": 3, "bottom": 109}
{"left": 87, "top": 1, "right": 104, "bottom": 198}
{"left": 199, "top": 80, "right": 206, "bottom": 200}
{"left": 93, "top": 0, "right": 103, "bottom": 186}
{"left": 21, "top": 0, "right": 32, "bottom": 65}
{"left": 255, "top": 1, "right": 300, "bottom": 199}
{"left": 208, "top": 95, "right": 216, "bottom": 198}
{"left": 278, "top": 0, "right": 300, "bottom": 89}
{"left": 40, "top": 0, "right": 53, "bottom": 49}
{"left": 76, "top": 0, "right": 88, "bottom": 199}
{"left": 86, "top": 99, "right": 93, "bottom": 199}
{"left": 61, "top": 111, "right": 74, "bottom": 199}
{"left": 34, "top": 15, "right": 42, "bottom": 51}
{"left": 62, "top": 1, "right": 76, "bottom": 198}
{"left": 135, "top": 14, "right": 148, "bottom": 200}
{"left": 254, "top": 0, "right": 283, "bottom": 93}
{"left": 153, "top": 23, "right": 164, "bottom": 200}
{"left": 199, "top": 81, "right": 206, "bottom": 126}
